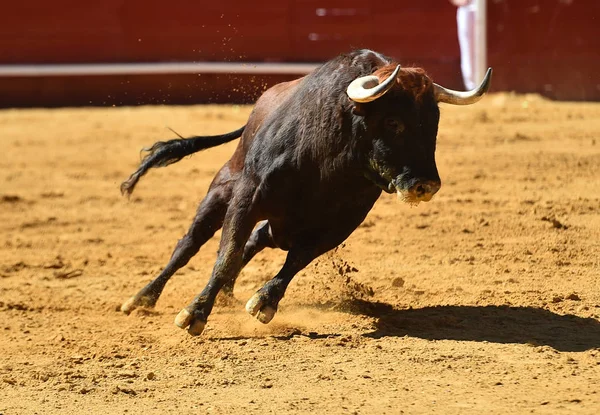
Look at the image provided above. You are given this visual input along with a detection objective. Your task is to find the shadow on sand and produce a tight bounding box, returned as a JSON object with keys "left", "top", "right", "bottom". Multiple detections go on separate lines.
{"left": 329, "top": 299, "right": 600, "bottom": 352}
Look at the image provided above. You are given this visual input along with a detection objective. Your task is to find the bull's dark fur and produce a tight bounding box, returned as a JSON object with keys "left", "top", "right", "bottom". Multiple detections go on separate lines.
{"left": 120, "top": 49, "right": 447, "bottom": 335}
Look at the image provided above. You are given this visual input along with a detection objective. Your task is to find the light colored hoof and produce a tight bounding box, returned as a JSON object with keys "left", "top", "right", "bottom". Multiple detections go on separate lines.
{"left": 120, "top": 296, "right": 137, "bottom": 315}
{"left": 174, "top": 309, "right": 192, "bottom": 329}
{"left": 174, "top": 309, "right": 206, "bottom": 336}
{"left": 245, "top": 294, "right": 262, "bottom": 316}
{"left": 245, "top": 293, "right": 276, "bottom": 324}
{"left": 187, "top": 319, "right": 206, "bottom": 336}
{"left": 257, "top": 306, "right": 276, "bottom": 324}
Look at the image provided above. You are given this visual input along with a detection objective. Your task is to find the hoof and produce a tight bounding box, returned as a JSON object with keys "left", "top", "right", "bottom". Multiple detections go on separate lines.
{"left": 245, "top": 293, "right": 276, "bottom": 324}
{"left": 188, "top": 319, "right": 206, "bottom": 336}
{"left": 174, "top": 309, "right": 192, "bottom": 328}
{"left": 120, "top": 296, "right": 138, "bottom": 315}
{"left": 257, "top": 306, "right": 276, "bottom": 324}
{"left": 174, "top": 308, "right": 206, "bottom": 336}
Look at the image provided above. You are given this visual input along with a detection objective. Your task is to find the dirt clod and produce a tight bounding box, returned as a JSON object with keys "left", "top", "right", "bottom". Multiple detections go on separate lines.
{"left": 391, "top": 277, "right": 405, "bottom": 288}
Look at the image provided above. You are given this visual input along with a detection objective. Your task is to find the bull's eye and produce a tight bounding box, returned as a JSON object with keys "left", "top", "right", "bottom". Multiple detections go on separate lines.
{"left": 384, "top": 118, "right": 404, "bottom": 133}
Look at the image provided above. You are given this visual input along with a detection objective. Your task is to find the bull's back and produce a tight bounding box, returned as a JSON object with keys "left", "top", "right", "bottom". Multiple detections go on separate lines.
{"left": 228, "top": 78, "right": 304, "bottom": 171}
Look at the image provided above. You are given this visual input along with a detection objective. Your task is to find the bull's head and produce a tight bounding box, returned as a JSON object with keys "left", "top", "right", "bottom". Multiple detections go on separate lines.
{"left": 347, "top": 64, "right": 492, "bottom": 204}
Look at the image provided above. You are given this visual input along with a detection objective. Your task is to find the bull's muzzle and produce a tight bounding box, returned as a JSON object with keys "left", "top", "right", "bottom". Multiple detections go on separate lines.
{"left": 393, "top": 178, "right": 441, "bottom": 204}
{"left": 409, "top": 180, "right": 441, "bottom": 202}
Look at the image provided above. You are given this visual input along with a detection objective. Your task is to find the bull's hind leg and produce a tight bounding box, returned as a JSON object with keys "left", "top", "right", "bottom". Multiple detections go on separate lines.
{"left": 175, "top": 182, "right": 258, "bottom": 335}
{"left": 246, "top": 248, "right": 318, "bottom": 324}
{"left": 221, "top": 220, "right": 276, "bottom": 296}
{"left": 121, "top": 175, "right": 233, "bottom": 315}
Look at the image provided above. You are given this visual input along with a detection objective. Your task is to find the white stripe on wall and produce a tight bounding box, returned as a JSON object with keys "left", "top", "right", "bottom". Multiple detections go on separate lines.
{"left": 0, "top": 62, "right": 321, "bottom": 77}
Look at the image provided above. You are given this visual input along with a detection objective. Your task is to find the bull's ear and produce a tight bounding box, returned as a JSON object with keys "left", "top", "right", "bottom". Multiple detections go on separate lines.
{"left": 352, "top": 102, "right": 366, "bottom": 116}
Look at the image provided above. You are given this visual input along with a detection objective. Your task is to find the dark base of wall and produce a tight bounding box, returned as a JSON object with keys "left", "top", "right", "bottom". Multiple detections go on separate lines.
{"left": 0, "top": 73, "right": 303, "bottom": 108}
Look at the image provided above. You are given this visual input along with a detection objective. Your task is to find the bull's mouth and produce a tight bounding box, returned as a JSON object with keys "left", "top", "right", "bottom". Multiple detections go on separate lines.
{"left": 364, "top": 165, "right": 396, "bottom": 194}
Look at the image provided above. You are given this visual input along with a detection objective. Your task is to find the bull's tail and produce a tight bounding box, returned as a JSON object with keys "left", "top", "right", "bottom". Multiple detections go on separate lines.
{"left": 120, "top": 125, "right": 245, "bottom": 196}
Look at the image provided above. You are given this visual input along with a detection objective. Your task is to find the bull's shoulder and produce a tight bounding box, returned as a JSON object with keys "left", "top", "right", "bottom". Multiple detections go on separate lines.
{"left": 241, "top": 78, "right": 304, "bottom": 144}
{"left": 229, "top": 77, "right": 304, "bottom": 170}
{"left": 256, "top": 77, "right": 304, "bottom": 110}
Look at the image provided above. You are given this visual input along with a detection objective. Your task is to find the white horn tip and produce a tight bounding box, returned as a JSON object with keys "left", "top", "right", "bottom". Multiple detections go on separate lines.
{"left": 434, "top": 66, "right": 493, "bottom": 105}
{"left": 482, "top": 67, "right": 493, "bottom": 91}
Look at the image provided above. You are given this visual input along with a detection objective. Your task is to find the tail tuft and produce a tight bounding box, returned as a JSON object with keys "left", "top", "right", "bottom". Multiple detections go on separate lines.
{"left": 120, "top": 126, "right": 244, "bottom": 196}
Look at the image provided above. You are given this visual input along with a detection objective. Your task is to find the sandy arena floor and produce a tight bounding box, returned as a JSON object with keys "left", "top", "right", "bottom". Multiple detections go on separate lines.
{"left": 1, "top": 93, "right": 599, "bottom": 414}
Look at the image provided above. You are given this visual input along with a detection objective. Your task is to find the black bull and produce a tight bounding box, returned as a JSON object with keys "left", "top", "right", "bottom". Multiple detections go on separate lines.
{"left": 119, "top": 49, "right": 492, "bottom": 335}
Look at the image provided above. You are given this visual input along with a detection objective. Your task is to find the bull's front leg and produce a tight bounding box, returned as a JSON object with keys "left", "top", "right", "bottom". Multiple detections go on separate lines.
{"left": 174, "top": 184, "right": 257, "bottom": 336}
{"left": 121, "top": 180, "right": 232, "bottom": 315}
{"left": 221, "top": 220, "right": 276, "bottom": 297}
{"left": 245, "top": 247, "right": 318, "bottom": 324}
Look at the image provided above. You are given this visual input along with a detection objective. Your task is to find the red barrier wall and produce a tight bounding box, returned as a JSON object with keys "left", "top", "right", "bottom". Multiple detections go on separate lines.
{"left": 1, "top": 1, "right": 459, "bottom": 65}
{"left": 0, "top": 1, "right": 462, "bottom": 107}
{"left": 1, "top": 0, "right": 598, "bottom": 106}
{"left": 488, "top": 0, "right": 600, "bottom": 101}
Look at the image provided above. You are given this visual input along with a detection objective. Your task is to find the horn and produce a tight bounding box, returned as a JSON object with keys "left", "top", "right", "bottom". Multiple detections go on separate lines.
{"left": 434, "top": 68, "right": 493, "bottom": 105}
{"left": 347, "top": 65, "right": 401, "bottom": 103}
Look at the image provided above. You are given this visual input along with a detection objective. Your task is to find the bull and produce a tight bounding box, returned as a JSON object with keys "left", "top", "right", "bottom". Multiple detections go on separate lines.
{"left": 119, "top": 49, "right": 492, "bottom": 335}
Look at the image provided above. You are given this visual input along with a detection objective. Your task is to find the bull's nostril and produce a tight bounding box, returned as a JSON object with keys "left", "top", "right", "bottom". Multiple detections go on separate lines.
{"left": 415, "top": 184, "right": 426, "bottom": 196}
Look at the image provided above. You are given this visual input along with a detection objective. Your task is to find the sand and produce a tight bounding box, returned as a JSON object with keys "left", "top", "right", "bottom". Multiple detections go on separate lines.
{"left": 1, "top": 93, "right": 599, "bottom": 414}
